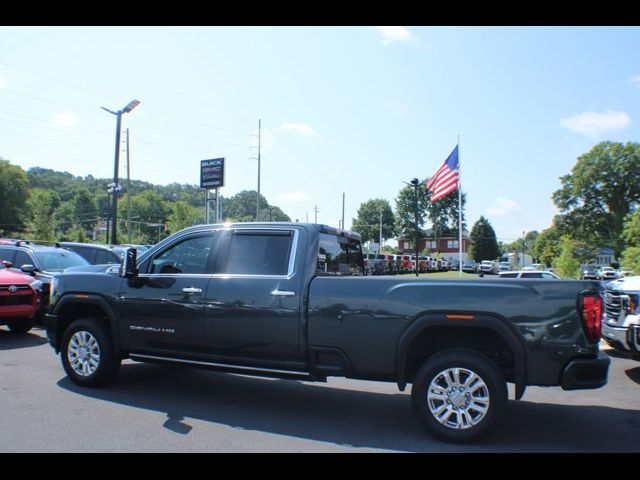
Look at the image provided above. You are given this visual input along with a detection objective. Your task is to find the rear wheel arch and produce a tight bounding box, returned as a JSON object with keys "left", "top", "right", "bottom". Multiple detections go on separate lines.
{"left": 395, "top": 313, "right": 527, "bottom": 399}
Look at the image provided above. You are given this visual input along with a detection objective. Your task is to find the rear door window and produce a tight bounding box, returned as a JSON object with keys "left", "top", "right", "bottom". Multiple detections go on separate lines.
{"left": 0, "top": 247, "right": 16, "bottom": 264}
{"left": 14, "top": 250, "right": 33, "bottom": 268}
{"left": 224, "top": 230, "right": 293, "bottom": 276}
{"left": 317, "top": 233, "right": 363, "bottom": 276}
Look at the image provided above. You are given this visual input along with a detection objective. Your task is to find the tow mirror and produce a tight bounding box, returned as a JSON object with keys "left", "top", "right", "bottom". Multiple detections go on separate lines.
{"left": 121, "top": 248, "right": 138, "bottom": 278}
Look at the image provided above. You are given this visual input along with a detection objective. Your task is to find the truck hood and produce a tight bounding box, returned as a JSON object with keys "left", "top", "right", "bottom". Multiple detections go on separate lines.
{"left": 607, "top": 275, "right": 640, "bottom": 292}
{"left": 63, "top": 264, "right": 120, "bottom": 274}
{"left": 0, "top": 269, "right": 34, "bottom": 286}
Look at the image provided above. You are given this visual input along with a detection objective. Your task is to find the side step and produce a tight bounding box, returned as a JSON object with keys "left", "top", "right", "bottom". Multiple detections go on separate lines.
{"left": 129, "top": 354, "right": 326, "bottom": 382}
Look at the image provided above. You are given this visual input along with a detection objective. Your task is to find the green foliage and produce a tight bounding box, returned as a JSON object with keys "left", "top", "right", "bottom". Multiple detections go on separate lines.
{"left": 620, "top": 210, "right": 640, "bottom": 274}
{"left": 428, "top": 190, "right": 466, "bottom": 240}
{"left": 394, "top": 183, "right": 430, "bottom": 241}
{"left": 552, "top": 141, "right": 640, "bottom": 257}
{"left": 469, "top": 216, "right": 499, "bottom": 261}
{"left": 531, "top": 224, "right": 561, "bottom": 267}
{"left": 167, "top": 201, "right": 200, "bottom": 235}
{"left": 73, "top": 188, "right": 98, "bottom": 233}
{"left": 621, "top": 247, "right": 640, "bottom": 275}
{"left": 554, "top": 235, "right": 581, "bottom": 279}
{"left": 26, "top": 189, "right": 55, "bottom": 241}
{"left": 0, "top": 159, "right": 30, "bottom": 235}
{"left": 352, "top": 198, "right": 395, "bottom": 243}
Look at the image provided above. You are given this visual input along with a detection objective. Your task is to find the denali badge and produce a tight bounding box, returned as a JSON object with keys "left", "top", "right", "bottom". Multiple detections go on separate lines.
{"left": 130, "top": 326, "right": 176, "bottom": 334}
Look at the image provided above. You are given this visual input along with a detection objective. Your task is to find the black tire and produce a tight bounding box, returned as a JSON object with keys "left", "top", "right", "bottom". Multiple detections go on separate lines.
{"left": 6, "top": 316, "right": 35, "bottom": 334}
{"left": 411, "top": 349, "right": 507, "bottom": 443}
{"left": 61, "top": 318, "right": 120, "bottom": 388}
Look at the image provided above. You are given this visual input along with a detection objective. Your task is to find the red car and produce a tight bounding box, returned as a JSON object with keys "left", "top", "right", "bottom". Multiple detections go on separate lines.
{"left": 0, "top": 262, "right": 42, "bottom": 334}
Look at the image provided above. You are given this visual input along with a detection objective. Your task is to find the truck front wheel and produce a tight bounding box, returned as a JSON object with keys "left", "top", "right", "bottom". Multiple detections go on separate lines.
{"left": 61, "top": 318, "right": 120, "bottom": 388}
{"left": 411, "top": 349, "right": 507, "bottom": 443}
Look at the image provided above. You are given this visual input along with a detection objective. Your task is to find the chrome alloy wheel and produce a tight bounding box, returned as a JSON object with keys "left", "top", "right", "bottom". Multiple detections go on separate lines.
{"left": 427, "top": 367, "right": 490, "bottom": 430}
{"left": 67, "top": 331, "right": 101, "bottom": 377}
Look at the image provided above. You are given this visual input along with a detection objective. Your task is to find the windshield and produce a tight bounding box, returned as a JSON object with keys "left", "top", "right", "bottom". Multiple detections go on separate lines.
{"left": 35, "top": 251, "right": 89, "bottom": 272}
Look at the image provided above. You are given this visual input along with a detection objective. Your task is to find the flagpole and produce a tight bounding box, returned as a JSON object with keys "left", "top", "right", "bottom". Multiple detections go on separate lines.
{"left": 458, "top": 134, "right": 462, "bottom": 277}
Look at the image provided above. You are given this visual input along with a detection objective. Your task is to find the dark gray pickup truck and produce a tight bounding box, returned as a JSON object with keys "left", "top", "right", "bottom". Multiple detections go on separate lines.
{"left": 46, "top": 222, "right": 609, "bottom": 443}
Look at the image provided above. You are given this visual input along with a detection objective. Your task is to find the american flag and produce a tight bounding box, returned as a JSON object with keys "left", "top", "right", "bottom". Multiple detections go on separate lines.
{"left": 426, "top": 145, "right": 459, "bottom": 202}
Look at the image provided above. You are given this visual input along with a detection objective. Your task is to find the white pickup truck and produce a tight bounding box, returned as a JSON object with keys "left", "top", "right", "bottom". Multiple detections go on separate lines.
{"left": 602, "top": 276, "right": 640, "bottom": 360}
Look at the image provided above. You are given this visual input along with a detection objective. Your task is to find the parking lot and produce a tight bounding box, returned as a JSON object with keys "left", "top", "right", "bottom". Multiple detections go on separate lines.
{"left": 1, "top": 326, "right": 639, "bottom": 453}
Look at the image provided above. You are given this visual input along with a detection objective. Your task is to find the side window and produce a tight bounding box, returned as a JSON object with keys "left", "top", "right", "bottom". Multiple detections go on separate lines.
{"left": 541, "top": 273, "right": 556, "bottom": 279}
{"left": 0, "top": 248, "right": 16, "bottom": 264}
{"left": 500, "top": 273, "right": 518, "bottom": 278}
{"left": 14, "top": 251, "right": 33, "bottom": 268}
{"left": 317, "top": 233, "right": 364, "bottom": 276}
{"left": 96, "top": 250, "right": 120, "bottom": 264}
{"left": 224, "top": 231, "right": 293, "bottom": 276}
{"left": 150, "top": 235, "right": 215, "bottom": 274}
{"left": 71, "top": 247, "right": 94, "bottom": 263}
{"left": 522, "top": 272, "right": 543, "bottom": 278}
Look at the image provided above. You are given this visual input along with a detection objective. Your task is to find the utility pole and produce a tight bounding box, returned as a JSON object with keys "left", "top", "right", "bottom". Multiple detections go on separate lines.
{"left": 341, "top": 192, "right": 345, "bottom": 230}
{"left": 522, "top": 231, "right": 526, "bottom": 268}
{"left": 314, "top": 205, "right": 319, "bottom": 224}
{"left": 379, "top": 208, "right": 383, "bottom": 254}
{"left": 411, "top": 178, "right": 420, "bottom": 277}
{"left": 256, "top": 119, "right": 261, "bottom": 221}
{"left": 126, "top": 128, "right": 132, "bottom": 244}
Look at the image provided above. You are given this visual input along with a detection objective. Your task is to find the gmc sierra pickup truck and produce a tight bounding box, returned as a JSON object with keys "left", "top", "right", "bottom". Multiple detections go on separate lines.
{"left": 46, "top": 222, "right": 609, "bottom": 443}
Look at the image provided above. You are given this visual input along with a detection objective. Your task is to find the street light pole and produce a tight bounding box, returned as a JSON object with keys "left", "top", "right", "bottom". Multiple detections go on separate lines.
{"left": 101, "top": 100, "right": 140, "bottom": 245}
{"left": 411, "top": 178, "right": 420, "bottom": 277}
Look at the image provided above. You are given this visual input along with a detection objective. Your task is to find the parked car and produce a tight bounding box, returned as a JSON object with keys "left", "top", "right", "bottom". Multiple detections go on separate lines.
{"left": 46, "top": 222, "right": 609, "bottom": 443}
{"left": 462, "top": 260, "right": 478, "bottom": 273}
{"left": 499, "top": 261, "right": 512, "bottom": 272}
{"left": 498, "top": 270, "right": 561, "bottom": 279}
{"left": 479, "top": 260, "right": 498, "bottom": 274}
{"left": 0, "top": 241, "right": 90, "bottom": 320}
{"left": 598, "top": 266, "right": 618, "bottom": 281}
{"left": 602, "top": 276, "right": 640, "bottom": 361}
{"left": 0, "top": 262, "right": 42, "bottom": 333}
{"left": 581, "top": 267, "right": 598, "bottom": 280}
{"left": 60, "top": 242, "right": 129, "bottom": 265}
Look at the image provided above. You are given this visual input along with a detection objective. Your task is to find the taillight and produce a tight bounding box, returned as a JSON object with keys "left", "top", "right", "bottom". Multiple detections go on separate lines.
{"left": 581, "top": 294, "right": 602, "bottom": 342}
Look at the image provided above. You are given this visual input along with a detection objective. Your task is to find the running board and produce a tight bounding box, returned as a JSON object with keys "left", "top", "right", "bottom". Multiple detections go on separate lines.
{"left": 129, "top": 354, "right": 325, "bottom": 382}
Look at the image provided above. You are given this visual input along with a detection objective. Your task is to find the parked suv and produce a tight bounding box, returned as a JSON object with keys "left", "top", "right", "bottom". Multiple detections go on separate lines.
{"left": 602, "top": 276, "right": 640, "bottom": 360}
{"left": 0, "top": 241, "right": 89, "bottom": 319}
{"left": 479, "top": 260, "right": 498, "bottom": 274}
{"left": 598, "top": 266, "right": 618, "bottom": 281}
{"left": 0, "top": 262, "right": 42, "bottom": 333}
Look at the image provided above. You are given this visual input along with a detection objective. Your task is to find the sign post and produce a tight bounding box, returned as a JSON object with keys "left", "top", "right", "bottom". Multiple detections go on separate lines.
{"left": 201, "top": 158, "right": 225, "bottom": 223}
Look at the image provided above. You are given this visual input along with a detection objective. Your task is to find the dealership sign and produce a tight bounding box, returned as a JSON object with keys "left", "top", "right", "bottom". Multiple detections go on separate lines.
{"left": 200, "top": 158, "right": 225, "bottom": 189}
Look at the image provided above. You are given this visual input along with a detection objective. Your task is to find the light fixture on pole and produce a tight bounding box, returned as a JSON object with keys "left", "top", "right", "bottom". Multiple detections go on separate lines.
{"left": 101, "top": 99, "right": 140, "bottom": 245}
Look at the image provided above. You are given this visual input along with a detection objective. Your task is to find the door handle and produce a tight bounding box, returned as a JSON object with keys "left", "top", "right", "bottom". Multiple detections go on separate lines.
{"left": 182, "top": 287, "right": 203, "bottom": 295}
{"left": 270, "top": 290, "right": 295, "bottom": 297}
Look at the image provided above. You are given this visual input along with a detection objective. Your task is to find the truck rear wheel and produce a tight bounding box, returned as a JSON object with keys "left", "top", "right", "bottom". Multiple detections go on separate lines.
{"left": 61, "top": 318, "right": 120, "bottom": 388}
{"left": 411, "top": 349, "right": 507, "bottom": 443}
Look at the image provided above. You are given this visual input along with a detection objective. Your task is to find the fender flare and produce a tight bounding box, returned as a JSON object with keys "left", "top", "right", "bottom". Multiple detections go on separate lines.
{"left": 395, "top": 312, "right": 528, "bottom": 399}
{"left": 52, "top": 293, "right": 121, "bottom": 358}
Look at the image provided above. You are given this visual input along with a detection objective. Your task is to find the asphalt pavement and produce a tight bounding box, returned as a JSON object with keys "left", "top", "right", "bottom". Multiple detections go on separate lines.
{"left": 1, "top": 326, "right": 639, "bottom": 452}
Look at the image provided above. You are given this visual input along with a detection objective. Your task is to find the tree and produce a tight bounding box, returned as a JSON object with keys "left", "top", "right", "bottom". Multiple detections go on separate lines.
{"left": 620, "top": 210, "right": 640, "bottom": 274}
{"left": 531, "top": 224, "right": 562, "bottom": 267}
{"left": 394, "top": 183, "right": 431, "bottom": 241}
{"left": 0, "top": 160, "right": 30, "bottom": 236}
{"left": 554, "top": 236, "right": 580, "bottom": 279}
{"left": 26, "top": 189, "right": 55, "bottom": 241}
{"left": 167, "top": 201, "right": 200, "bottom": 234}
{"left": 352, "top": 198, "right": 395, "bottom": 243}
{"left": 469, "top": 216, "right": 499, "bottom": 262}
{"left": 428, "top": 190, "right": 467, "bottom": 248}
{"left": 552, "top": 141, "right": 640, "bottom": 256}
{"left": 73, "top": 188, "right": 98, "bottom": 234}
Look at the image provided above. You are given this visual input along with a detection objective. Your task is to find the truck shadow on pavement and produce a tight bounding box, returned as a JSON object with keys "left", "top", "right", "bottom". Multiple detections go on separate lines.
{"left": 626, "top": 367, "right": 640, "bottom": 386}
{"left": 0, "top": 328, "right": 49, "bottom": 351}
{"left": 56, "top": 362, "right": 640, "bottom": 452}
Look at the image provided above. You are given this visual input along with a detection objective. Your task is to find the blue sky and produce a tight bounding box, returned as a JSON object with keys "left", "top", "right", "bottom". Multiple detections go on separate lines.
{"left": 1, "top": 26, "right": 639, "bottom": 243}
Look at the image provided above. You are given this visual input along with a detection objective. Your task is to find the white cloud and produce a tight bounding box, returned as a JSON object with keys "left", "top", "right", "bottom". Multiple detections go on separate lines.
{"left": 278, "top": 191, "right": 310, "bottom": 202}
{"left": 630, "top": 74, "right": 640, "bottom": 88}
{"left": 276, "top": 123, "right": 318, "bottom": 137}
{"left": 560, "top": 110, "right": 630, "bottom": 137}
{"left": 374, "top": 26, "right": 412, "bottom": 46}
{"left": 51, "top": 112, "right": 79, "bottom": 128}
{"left": 486, "top": 198, "right": 520, "bottom": 217}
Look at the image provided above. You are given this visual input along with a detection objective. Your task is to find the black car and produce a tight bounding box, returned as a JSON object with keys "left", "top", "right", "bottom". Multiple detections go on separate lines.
{"left": 0, "top": 241, "right": 89, "bottom": 319}
{"left": 59, "top": 242, "right": 129, "bottom": 265}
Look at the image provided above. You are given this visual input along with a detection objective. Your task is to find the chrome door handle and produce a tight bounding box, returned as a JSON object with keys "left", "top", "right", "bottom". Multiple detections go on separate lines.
{"left": 182, "top": 287, "right": 203, "bottom": 295}
{"left": 270, "top": 290, "right": 295, "bottom": 297}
